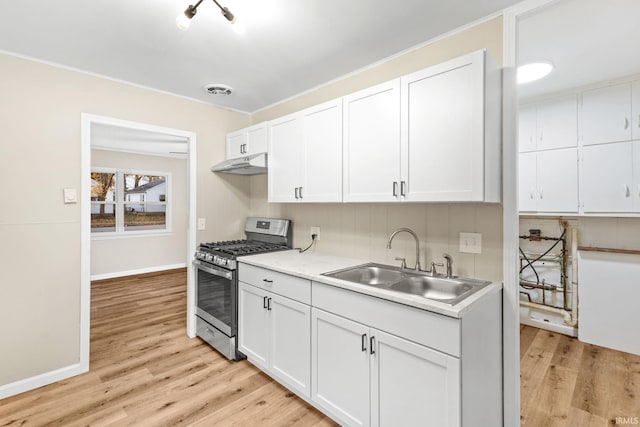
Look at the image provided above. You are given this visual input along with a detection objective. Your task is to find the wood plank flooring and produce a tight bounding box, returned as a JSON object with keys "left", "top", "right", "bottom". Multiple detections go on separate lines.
{"left": 3, "top": 270, "right": 640, "bottom": 426}
{"left": 0, "top": 269, "right": 335, "bottom": 427}
{"left": 520, "top": 324, "right": 640, "bottom": 427}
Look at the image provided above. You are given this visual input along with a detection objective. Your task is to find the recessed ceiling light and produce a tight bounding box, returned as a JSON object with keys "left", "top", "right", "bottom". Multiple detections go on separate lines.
{"left": 517, "top": 62, "right": 553, "bottom": 84}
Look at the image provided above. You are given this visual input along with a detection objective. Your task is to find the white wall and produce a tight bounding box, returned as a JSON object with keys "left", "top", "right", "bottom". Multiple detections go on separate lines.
{"left": 249, "top": 17, "right": 505, "bottom": 282}
{"left": 0, "top": 52, "right": 250, "bottom": 389}
{"left": 90, "top": 149, "right": 187, "bottom": 277}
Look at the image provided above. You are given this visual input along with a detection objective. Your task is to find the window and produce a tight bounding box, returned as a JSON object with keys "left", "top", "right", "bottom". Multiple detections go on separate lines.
{"left": 91, "top": 169, "right": 171, "bottom": 236}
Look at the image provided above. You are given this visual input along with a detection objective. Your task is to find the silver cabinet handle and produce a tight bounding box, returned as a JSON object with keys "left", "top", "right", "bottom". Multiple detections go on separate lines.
{"left": 393, "top": 182, "right": 398, "bottom": 197}
{"left": 369, "top": 336, "right": 376, "bottom": 355}
{"left": 263, "top": 279, "right": 273, "bottom": 284}
{"left": 299, "top": 187, "right": 303, "bottom": 199}
{"left": 267, "top": 297, "right": 272, "bottom": 311}
{"left": 539, "top": 188, "right": 544, "bottom": 199}
{"left": 263, "top": 296, "right": 268, "bottom": 309}
{"left": 624, "top": 117, "right": 630, "bottom": 130}
{"left": 625, "top": 184, "right": 631, "bottom": 198}
{"left": 361, "top": 333, "right": 367, "bottom": 352}
{"left": 400, "top": 181, "right": 406, "bottom": 196}
{"left": 294, "top": 187, "right": 299, "bottom": 199}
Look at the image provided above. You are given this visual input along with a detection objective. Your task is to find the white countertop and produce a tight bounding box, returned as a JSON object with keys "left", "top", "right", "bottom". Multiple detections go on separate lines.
{"left": 238, "top": 250, "right": 502, "bottom": 318}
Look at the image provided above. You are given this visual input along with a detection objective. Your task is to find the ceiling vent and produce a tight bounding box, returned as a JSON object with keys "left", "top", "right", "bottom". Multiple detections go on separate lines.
{"left": 203, "top": 84, "right": 233, "bottom": 96}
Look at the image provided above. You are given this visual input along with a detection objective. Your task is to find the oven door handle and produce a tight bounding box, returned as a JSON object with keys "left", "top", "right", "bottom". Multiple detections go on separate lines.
{"left": 193, "top": 260, "right": 233, "bottom": 280}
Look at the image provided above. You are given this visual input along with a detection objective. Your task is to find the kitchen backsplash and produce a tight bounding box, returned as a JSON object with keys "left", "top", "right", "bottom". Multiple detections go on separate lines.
{"left": 250, "top": 175, "right": 504, "bottom": 282}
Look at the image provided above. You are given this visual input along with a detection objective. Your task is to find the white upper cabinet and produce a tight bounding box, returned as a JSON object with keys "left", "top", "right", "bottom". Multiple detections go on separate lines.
{"left": 226, "top": 122, "right": 268, "bottom": 159}
{"left": 581, "top": 142, "right": 634, "bottom": 213}
{"left": 536, "top": 148, "right": 579, "bottom": 213}
{"left": 633, "top": 81, "right": 640, "bottom": 141}
{"left": 400, "top": 49, "right": 501, "bottom": 202}
{"left": 301, "top": 99, "right": 343, "bottom": 202}
{"left": 343, "top": 80, "right": 402, "bottom": 202}
{"left": 268, "top": 99, "right": 343, "bottom": 203}
{"left": 536, "top": 95, "right": 578, "bottom": 150}
{"left": 518, "top": 152, "right": 537, "bottom": 212}
{"left": 582, "top": 83, "right": 632, "bottom": 146}
{"left": 518, "top": 149, "right": 578, "bottom": 214}
{"left": 268, "top": 113, "right": 302, "bottom": 203}
{"left": 518, "top": 105, "right": 537, "bottom": 153}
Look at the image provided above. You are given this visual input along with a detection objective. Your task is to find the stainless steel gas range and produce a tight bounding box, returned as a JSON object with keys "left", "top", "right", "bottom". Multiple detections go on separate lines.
{"left": 192, "top": 217, "right": 292, "bottom": 360}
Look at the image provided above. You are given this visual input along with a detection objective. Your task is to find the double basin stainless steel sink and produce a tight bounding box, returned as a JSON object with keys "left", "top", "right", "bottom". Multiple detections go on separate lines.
{"left": 321, "top": 263, "right": 491, "bottom": 305}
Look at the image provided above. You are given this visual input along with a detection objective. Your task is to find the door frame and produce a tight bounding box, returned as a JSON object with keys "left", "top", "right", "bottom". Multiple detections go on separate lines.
{"left": 501, "top": 1, "right": 559, "bottom": 426}
{"left": 80, "top": 113, "right": 198, "bottom": 372}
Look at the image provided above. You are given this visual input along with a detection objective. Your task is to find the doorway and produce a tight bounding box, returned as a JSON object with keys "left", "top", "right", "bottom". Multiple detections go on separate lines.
{"left": 80, "top": 114, "right": 198, "bottom": 371}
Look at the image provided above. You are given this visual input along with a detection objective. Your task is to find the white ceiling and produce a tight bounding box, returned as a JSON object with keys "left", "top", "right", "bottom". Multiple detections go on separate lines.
{"left": 518, "top": 0, "right": 640, "bottom": 100}
{"left": 0, "top": 0, "right": 521, "bottom": 113}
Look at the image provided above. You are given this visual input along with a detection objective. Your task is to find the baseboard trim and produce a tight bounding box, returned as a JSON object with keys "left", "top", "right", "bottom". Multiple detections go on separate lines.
{"left": 90, "top": 263, "right": 187, "bottom": 281}
{"left": 0, "top": 362, "right": 87, "bottom": 400}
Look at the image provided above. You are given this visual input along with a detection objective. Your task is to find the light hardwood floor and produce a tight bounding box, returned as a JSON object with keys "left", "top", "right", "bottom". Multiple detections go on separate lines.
{"left": 520, "top": 324, "right": 640, "bottom": 427}
{"left": 3, "top": 270, "right": 639, "bottom": 426}
{"left": 0, "top": 269, "right": 335, "bottom": 427}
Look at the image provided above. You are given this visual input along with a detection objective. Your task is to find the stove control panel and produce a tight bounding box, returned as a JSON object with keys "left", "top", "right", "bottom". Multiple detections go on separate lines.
{"left": 195, "top": 251, "right": 236, "bottom": 270}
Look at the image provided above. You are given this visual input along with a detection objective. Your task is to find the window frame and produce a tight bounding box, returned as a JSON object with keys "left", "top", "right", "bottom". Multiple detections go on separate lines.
{"left": 91, "top": 167, "right": 172, "bottom": 239}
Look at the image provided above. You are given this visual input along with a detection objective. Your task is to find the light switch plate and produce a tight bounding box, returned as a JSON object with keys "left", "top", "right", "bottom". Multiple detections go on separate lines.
{"left": 63, "top": 188, "right": 77, "bottom": 204}
{"left": 197, "top": 218, "right": 206, "bottom": 230}
{"left": 459, "top": 232, "right": 482, "bottom": 254}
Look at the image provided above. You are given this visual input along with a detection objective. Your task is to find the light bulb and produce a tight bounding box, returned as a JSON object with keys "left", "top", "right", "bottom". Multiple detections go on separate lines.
{"left": 517, "top": 62, "right": 553, "bottom": 84}
{"left": 176, "top": 13, "right": 192, "bottom": 31}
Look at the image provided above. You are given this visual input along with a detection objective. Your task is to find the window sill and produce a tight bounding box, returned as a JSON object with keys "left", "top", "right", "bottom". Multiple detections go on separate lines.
{"left": 91, "top": 230, "right": 173, "bottom": 240}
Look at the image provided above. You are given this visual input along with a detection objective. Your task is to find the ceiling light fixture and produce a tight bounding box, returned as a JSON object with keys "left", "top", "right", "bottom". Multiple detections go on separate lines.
{"left": 517, "top": 62, "right": 554, "bottom": 84}
{"left": 176, "top": 0, "right": 235, "bottom": 31}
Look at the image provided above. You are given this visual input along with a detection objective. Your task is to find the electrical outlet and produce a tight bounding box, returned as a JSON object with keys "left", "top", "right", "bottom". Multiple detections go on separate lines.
{"left": 197, "top": 218, "right": 206, "bottom": 230}
{"left": 310, "top": 226, "right": 320, "bottom": 241}
{"left": 459, "top": 232, "right": 482, "bottom": 254}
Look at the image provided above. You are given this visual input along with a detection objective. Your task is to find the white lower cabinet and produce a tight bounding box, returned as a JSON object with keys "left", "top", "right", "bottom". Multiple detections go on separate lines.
{"left": 311, "top": 308, "right": 460, "bottom": 427}
{"left": 311, "top": 309, "right": 371, "bottom": 426}
{"left": 238, "top": 263, "right": 502, "bottom": 427}
{"left": 238, "top": 282, "right": 311, "bottom": 398}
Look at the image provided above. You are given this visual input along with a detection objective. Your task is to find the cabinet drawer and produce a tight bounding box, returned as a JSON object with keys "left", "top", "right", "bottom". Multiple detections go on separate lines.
{"left": 312, "top": 282, "right": 460, "bottom": 357}
{"left": 239, "top": 263, "right": 311, "bottom": 304}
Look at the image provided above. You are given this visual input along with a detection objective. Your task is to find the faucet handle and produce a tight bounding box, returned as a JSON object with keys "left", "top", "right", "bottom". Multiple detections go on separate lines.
{"left": 430, "top": 262, "right": 444, "bottom": 276}
{"left": 395, "top": 257, "right": 407, "bottom": 269}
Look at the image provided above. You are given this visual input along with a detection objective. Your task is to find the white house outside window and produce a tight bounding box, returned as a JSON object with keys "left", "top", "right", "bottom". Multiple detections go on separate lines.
{"left": 91, "top": 169, "right": 171, "bottom": 237}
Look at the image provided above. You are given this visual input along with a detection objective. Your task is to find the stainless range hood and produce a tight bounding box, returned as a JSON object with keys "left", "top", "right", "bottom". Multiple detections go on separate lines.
{"left": 210, "top": 152, "right": 267, "bottom": 175}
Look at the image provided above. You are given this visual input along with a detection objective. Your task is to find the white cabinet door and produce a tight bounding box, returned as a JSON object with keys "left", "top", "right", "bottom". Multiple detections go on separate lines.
{"left": 581, "top": 142, "right": 633, "bottom": 213}
{"left": 226, "top": 130, "right": 246, "bottom": 159}
{"left": 238, "top": 282, "right": 269, "bottom": 370}
{"left": 536, "top": 94, "right": 578, "bottom": 150}
{"left": 246, "top": 122, "right": 268, "bottom": 155}
{"left": 536, "top": 148, "right": 578, "bottom": 213}
{"left": 301, "top": 99, "right": 343, "bottom": 202}
{"left": 401, "top": 51, "right": 484, "bottom": 201}
{"left": 268, "top": 113, "right": 302, "bottom": 203}
{"left": 582, "top": 83, "right": 632, "bottom": 146}
{"left": 311, "top": 309, "right": 370, "bottom": 427}
{"left": 343, "top": 80, "right": 401, "bottom": 202}
{"left": 370, "top": 330, "right": 460, "bottom": 427}
{"left": 633, "top": 81, "right": 640, "bottom": 141}
{"left": 518, "top": 152, "right": 537, "bottom": 212}
{"left": 634, "top": 141, "right": 640, "bottom": 211}
{"left": 518, "top": 105, "right": 537, "bottom": 153}
{"left": 269, "top": 293, "right": 311, "bottom": 399}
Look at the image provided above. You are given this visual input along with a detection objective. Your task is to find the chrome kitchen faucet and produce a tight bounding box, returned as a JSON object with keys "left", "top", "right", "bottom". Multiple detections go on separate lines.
{"left": 387, "top": 228, "right": 421, "bottom": 271}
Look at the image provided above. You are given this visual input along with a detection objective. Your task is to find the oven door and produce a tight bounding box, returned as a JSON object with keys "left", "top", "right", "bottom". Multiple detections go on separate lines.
{"left": 193, "top": 260, "right": 235, "bottom": 336}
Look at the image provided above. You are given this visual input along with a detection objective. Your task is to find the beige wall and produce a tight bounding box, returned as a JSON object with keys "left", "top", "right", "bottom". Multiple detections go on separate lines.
{"left": 250, "top": 17, "right": 505, "bottom": 282}
{"left": 90, "top": 150, "right": 188, "bottom": 277}
{"left": 0, "top": 52, "right": 250, "bottom": 387}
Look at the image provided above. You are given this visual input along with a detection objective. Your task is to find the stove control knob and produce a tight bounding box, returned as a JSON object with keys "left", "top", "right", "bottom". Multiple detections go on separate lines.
{"left": 206, "top": 254, "right": 213, "bottom": 262}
